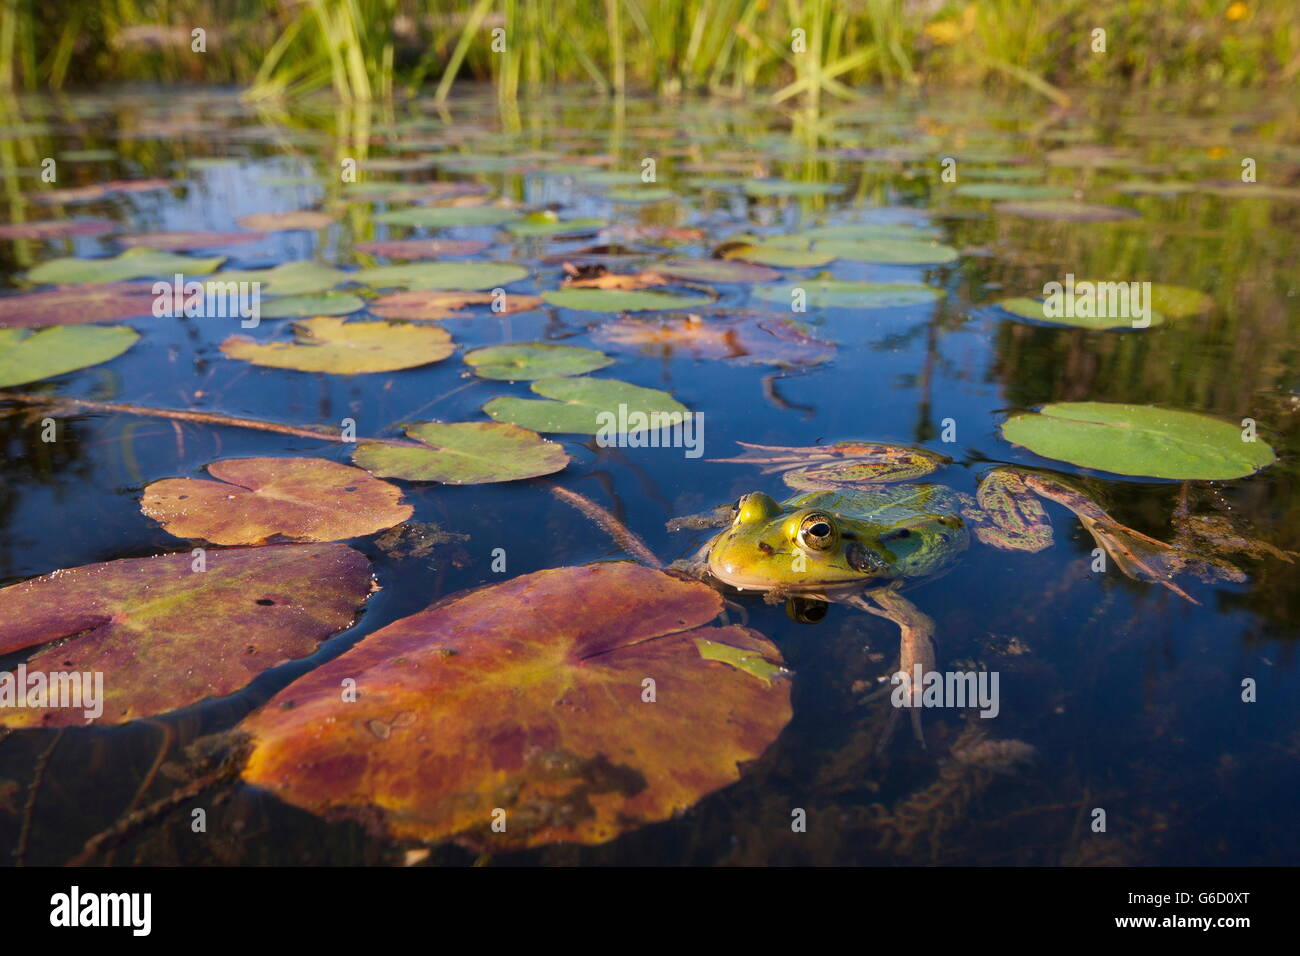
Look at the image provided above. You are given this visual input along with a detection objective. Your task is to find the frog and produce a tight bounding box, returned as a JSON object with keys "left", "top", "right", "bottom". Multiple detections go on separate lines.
{"left": 671, "top": 440, "right": 1283, "bottom": 750}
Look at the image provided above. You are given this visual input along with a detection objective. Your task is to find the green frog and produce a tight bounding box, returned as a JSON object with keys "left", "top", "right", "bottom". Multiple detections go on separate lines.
{"left": 673, "top": 441, "right": 1280, "bottom": 749}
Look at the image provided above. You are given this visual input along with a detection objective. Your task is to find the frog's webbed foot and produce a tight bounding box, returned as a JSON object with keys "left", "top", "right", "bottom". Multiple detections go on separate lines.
{"left": 665, "top": 504, "right": 735, "bottom": 533}
{"left": 964, "top": 467, "right": 1054, "bottom": 552}
{"left": 846, "top": 586, "right": 937, "bottom": 751}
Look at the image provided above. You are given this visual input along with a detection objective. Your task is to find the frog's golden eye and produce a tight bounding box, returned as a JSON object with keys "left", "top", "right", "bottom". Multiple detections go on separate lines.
{"left": 798, "top": 512, "right": 836, "bottom": 551}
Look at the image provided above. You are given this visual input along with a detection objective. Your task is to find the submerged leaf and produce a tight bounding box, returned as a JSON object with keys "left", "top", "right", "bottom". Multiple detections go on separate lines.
{"left": 239, "top": 562, "right": 790, "bottom": 850}
{"left": 141, "top": 458, "right": 412, "bottom": 545}
{"left": 1001, "top": 402, "right": 1276, "bottom": 480}
{"left": 352, "top": 421, "right": 568, "bottom": 483}
{"left": 0, "top": 325, "right": 139, "bottom": 387}
{"left": 0, "top": 544, "right": 373, "bottom": 727}
{"left": 220, "top": 316, "right": 454, "bottom": 374}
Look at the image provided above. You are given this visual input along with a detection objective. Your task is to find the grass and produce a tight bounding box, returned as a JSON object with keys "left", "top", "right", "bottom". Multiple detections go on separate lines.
{"left": 0, "top": 1, "right": 1296, "bottom": 101}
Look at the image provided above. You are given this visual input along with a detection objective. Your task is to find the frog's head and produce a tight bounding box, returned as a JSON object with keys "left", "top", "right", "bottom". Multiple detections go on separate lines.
{"left": 706, "top": 491, "right": 897, "bottom": 593}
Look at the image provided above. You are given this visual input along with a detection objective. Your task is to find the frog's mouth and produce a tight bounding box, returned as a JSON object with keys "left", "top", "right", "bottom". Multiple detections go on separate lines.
{"left": 706, "top": 551, "right": 883, "bottom": 594}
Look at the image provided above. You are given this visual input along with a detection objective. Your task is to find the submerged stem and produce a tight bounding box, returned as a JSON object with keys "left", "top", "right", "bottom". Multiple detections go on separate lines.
{"left": 547, "top": 484, "right": 661, "bottom": 569}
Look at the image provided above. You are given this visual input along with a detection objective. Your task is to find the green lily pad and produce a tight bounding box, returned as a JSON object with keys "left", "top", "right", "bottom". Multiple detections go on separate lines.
{"left": 996, "top": 296, "right": 1166, "bottom": 330}
{"left": 606, "top": 187, "right": 675, "bottom": 203}
{"left": 464, "top": 342, "right": 614, "bottom": 380}
{"left": 220, "top": 316, "right": 454, "bottom": 374}
{"left": 376, "top": 206, "right": 521, "bottom": 228}
{"left": 352, "top": 261, "right": 528, "bottom": 291}
{"left": 953, "top": 183, "right": 1073, "bottom": 201}
{"left": 815, "top": 238, "right": 960, "bottom": 265}
{"left": 27, "top": 248, "right": 224, "bottom": 285}
{"left": 753, "top": 280, "right": 944, "bottom": 309}
{"left": 352, "top": 421, "right": 569, "bottom": 484}
{"left": 541, "top": 288, "right": 712, "bottom": 312}
{"left": 0, "top": 544, "right": 372, "bottom": 727}
{"left": 215, "top": 261, "right": 347, "bottom": 296}
{"left": 0, "top": 325, "right": 140, "bottom": 387}
{"left": 795, "top": 223, "right": 943, "bottom": 240}
{"left": 743, "top": 179, "right": 844, "bottom": 197}
{"left": 655, "top": 258, "right": 780, "bottom": 284}
{"left": 724, "top": 244, "right": 836, "bottom": 268}
{"left": 1001, "top": 402, "right": 1276, "bottom": 480}
{"left": 995, "top": 200, "right": 1140, "bottom": 222}
{"left": 484, "top": 376, "right": 690, "bottom": 434}
{"left": 506, "top": 215, "right": 608, "bottom": 237}
{"left": 260, "top": 292, "right": 366, "bottom": 318}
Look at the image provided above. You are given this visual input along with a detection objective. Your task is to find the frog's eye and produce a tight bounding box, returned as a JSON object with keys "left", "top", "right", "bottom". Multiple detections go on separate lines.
{"left": 798, "top": 513, "right": 836, "bottom": 551}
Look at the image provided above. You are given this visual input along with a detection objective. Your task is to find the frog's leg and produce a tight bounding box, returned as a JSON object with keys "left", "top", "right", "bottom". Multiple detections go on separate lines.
{"left": 710, "top": 440, "right": 951, "bottom": 488}
{"left": 844, "top": 585, "right": 936, "bottom": 751}
{"left": 974, "top": 467, "right": 1209, "bottom": 603}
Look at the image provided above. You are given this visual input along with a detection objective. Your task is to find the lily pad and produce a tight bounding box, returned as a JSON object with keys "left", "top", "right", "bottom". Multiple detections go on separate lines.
{"left": 0, "top": 283, "right": 158, "bottom": 327}
{"left": 654, "top": 258, "right": 780, "bottom": 284}
{"left": 593, "top": 312, "right": 834, "bottom": 366}
{"left": 352, "top": 261, "right": 527, "bottom": 291}
{"left": 0, "top": 219, "right": 116, "bottom": 240}
{"left": 118, "top": 230, "right": 269, "bottom": 251}
{"left": 352, "top": 421, "right": 568, "bottom": 484}
{"left": 994, "top": 200, "right": 1140, "bottom": 222}
{"left": 238, "top": 562, "right": 790, "bottom": 850}
{"left": 0, "top": 544, "right": 372, "bottom": 727}
{"left": 541, "top": 288, "right": 712, "bottom": 312}
{"left": 996, "top": 296, "right": 1165, "bottom": 330}
{"left": 753, "top": 280, "right": 943, "bottom": 309}
{"left": 220, "top": 317, "right": 454, "bottom": 374}
{"left": 743, "top": 179, "right": 844, "bottom": 197}
{"left": 1001, "top": 402, "right": 1276, "bottom": 480}
{"left": 27, "top": 248, "right": 225, "bottom": 285}
{"left": 260, "top": 292, "right": 366, "bottom": 318}
{"left": 216, "top": 261, "right": 347, "bottom": 296}
{"left": 235, "top": 211, "right": 335, "bottom": 231}
{"left": 815, "top": 237, "right": 959, "bottom": 265}
{"left": 723, "top": 244, "right": 836, "bottom": 268}
{"left": 606, "top": 188, "right": 675, "bottom": 203}
{"left": 369, "top": 290, "right": 541, "bottom": 320}
{"left": 484, "top": 376, "right": 690, "bottom": 434}
{"left": 953, "top": 183, "right": 1073, "bottom": 201}
{"left": 464, "top": 343, "right": 614, "bottom": 380}
{"left": 506, "top": 215, "right": 608, "bottom": 238}
{"left": 354, "top": 238, "right": 490, "bottom": 259}
{"left": 0, "top": 325, "right": 140, "bottom": 387}
{"left": 141, "top": 458, "right": 412, "bottom": 545}
{"left": 376, "top": 206, "right": 521, "bottom": 228}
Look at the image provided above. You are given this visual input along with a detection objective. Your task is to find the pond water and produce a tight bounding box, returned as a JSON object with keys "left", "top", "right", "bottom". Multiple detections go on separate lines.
{"left": 0, "top": 86, "right": 1297, "bottom": 866}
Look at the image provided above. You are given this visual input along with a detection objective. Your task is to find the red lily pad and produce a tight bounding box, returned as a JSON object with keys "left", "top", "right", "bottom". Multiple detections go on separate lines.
{"left": 141, "top": 458, "right": 413, "bottom": 545}
{"left": 369, "top": 290, "right": 542, "bottom": 320}
{"left": 0, "top": 282, "right": 159, "bottom": 327}
{"left": 354, "top": 239, "right": 491, "bottom": 259}
{"left": 118, "top": 230, "right": 269, "bottom": 251}
{"left": 0, "top": 219, "right": 116, "bottom": 240}
{"left": 240, "top": 562, "right": 791, "bottom": 851}
{"left": 0, "top": 544, "right": 373, "bottom": 728}
{"left": 28, "top": 178, "right": 175, "bottom": 204}
{"left": 235, "top": 211, "right": 335, "bottom": 232}
{"left": 593, "top": 311, "right": 835, "bottom": 366}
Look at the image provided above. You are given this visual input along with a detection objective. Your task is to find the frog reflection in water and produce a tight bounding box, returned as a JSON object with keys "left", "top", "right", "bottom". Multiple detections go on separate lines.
{"left": 676, "top": 441, "right": 1285, "bottom": 750}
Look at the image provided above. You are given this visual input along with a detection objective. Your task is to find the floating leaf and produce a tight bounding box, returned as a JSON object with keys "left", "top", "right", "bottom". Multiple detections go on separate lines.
{"left": 710, "top": 440, "right": 950, "bottom": 483}
{"left": 352, "top": 421, "right": 568, "bottom": 483}
{"left": 654, "top": 258, "right": 779, "bottom": 284}
{"left": 484, "top": 376, "right": 690, "bottom": 434}
{"left": 0, "top": 325, "right": 139, "bottom": 387}
{"left": 722, "top": 243, "right": 836, "bottom": 268}
{"left": 506, "top": 215, "right": 608, "bottom": 237}
{"left": 815, "top": 237, "right": 959, "bottom": 265}
{"left": 795, "top": 223, "right": 944, "bottom": 240}
{"left": 235, "top": 211, "right": 335, "bottom": 231}
{"left": 141, "top": 458, "right": 412, "bottom": 545}
{"left": 752, "top": 280, "right": 943, "bottom": 309}
{"left": 28, "top": 178, "right": 174, "bottom": 204}
{"left": 369, "top": 290, "right": 541, "bottom": 320}
{"left": 0, "top": 544, "right": 372, "bottom": 727}
{"left": 606, "top": 187, "right": 675, "bottom": 203}
{"left": 994, "top": 200, "right": 1140, "bottom": 222}
{"left": 354, "top": 238, "right": 490, "bottom": 259}
{"left": 376, "top": 206, "right": 521, "bottom": 228}
{"left": 0, "top": 283, "right": 158, "bottom": 327}
{"left": 1001, "top": 402, "right": 1276, "bottom": 480}
{"left": 118, "top": 230, "right": 269, "bottom": 251}
{"left": 593, "top": 312, "right": 834, "bottom": 366}
{"left": 220, "top": 316, "right": 454, "bottom": 374}
{"left": 953, "top": 183, "right": 1073, "bottom": 201}
{"left": 541, "top": 288, "right": 712, "bottom": 312}
{"left": 352, "top": 261, "right": 527, "bottom": 290}
{"left": 215, "top": 261, "right": 347, "bottom": 296}
{"left": 743, "top": 179, "right": 844, "bottom": 197}
{"left": 0, "top": 219, "right": 116, "bottom": 240}
{"left": 261, "top": 292, "right": 365, "bottom": 318}
{"left": 464, "top": 342, "right": 614, "bottom": 380}
{"left": 239, "top": 562, "right": 790, "bottom": 850}
{"left": 27, "top": 248, "right": 224, "bottom": 285}
{"left": 996, "top": 296, "right": 1165, "bottom": 330}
